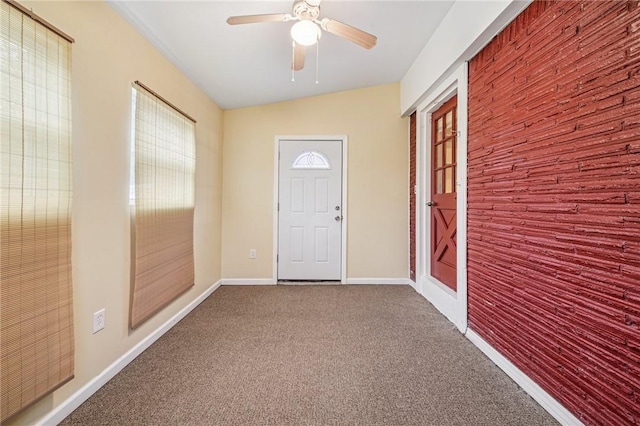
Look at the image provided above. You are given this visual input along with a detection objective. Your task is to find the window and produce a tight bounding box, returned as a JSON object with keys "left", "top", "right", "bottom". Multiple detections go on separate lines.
{"left": 432, "top": 101, "right": 456, "bottom": 194}
{"left": 129, "top": 82, "right": 196, "bottom": 329}
{"left": 1, "top": 2, "right": 74, "bottom": 421}
{"left": 291, "top": 151, "right": 331, "bottom": 170}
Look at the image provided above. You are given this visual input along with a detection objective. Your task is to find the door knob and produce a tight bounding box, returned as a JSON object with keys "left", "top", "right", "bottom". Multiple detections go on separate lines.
{"left": 335, "top": 215, "right": 342, "bottom": 221}
{"left": 426, "top": 201, "right": 435, "bottom": 207}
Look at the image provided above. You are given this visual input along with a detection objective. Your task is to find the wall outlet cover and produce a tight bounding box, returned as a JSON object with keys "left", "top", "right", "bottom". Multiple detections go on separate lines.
{"left": 93, "top": 309, "right": 105, "bottom": 334}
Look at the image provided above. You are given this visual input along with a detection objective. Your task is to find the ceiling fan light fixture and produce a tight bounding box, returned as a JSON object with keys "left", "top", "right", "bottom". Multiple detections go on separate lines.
{"left": 291, "top": 20, "right": 320, "bottom": 46}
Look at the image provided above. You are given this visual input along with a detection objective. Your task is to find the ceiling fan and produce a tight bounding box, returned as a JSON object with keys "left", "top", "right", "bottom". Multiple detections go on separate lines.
{"left": 227, "top": 0, "right": 377, "bottom": 72}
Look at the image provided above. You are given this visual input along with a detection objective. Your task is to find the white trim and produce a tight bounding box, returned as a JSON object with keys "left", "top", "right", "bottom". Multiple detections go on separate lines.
{"left": 466, "top": 329, "right": 584, "bottom": 426}
{"left": 221, "top": 278, "right": 276, "bottom": 286}
{"left": 418, "top": 275, "right": 458, "bottom": 325}
{"left": 273, "top": 135, "right": 348, "bottom": 284}
{"left": 220, "top": 278, "right": 413, "bottom": 286}
{"left": 408, "top": 118, "right": 414, "bottom": 285}
{"left": 39, "top": 280, "right": 222, "bottom": 426}
{"left": 341, "top": 139, "right": 348, "bottom": 283}
{"left": 408, "top": 279, "right": 418, "bottom": 292}
{"left": 416, "top": 63, "right": 468, "bottom": 334}
{"left": 345, "top": 278, "right": 413, "bottom": 285}
{"left": 273, "top": 138, "right": 280, "bottom": 284}
{"left": 455, "top": 62, "right": 469, "bottom": 332}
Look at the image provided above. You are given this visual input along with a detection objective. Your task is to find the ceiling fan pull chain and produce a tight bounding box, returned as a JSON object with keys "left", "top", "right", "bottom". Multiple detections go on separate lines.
{"left": 315, "top": 37, "right": 319, "bottom": 84}
{"left": 291, "top": 41, "right": 296, "bottom": 82}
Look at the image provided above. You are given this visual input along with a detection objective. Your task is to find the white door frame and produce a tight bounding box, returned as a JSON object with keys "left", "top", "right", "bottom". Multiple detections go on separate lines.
{"left": 273, "top": 135, "right": 348, "bottom": 283}
{"left": 415, "top": 63, "right": 468, "bottom": 333}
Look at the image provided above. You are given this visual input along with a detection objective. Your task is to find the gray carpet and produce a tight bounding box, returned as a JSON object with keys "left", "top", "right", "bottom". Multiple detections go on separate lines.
{"left": 61, "top": 285, "right": 557, "bottom": 425}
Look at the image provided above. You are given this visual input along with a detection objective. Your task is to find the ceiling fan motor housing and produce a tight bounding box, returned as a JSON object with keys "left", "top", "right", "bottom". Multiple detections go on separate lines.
{"left": 293, "top": 0, "right": 320, "bottom": 21}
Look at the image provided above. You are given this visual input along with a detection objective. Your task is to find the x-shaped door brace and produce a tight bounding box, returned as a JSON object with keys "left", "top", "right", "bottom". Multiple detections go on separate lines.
{"left": 433, "top": 208, "right": 457, "bottom": 261}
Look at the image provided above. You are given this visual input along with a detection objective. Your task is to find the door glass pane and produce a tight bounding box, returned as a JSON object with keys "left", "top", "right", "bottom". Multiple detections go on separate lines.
{"left": 436, "top": 143, "right": 443, "bottom": 168}
{"left": 435, "top": 169, "right": 443, "bottom": 194}
{"left": 291, "top": 151, "right": 331, "bottom": 169}
{"left": 436, "top": 118, "right": 443, "bottom": 142}
{"left": 445, "top": 111, "right": 453, "bottom": 138}
{"left": 445, "top": 139, "right": 453, "bottom": 165}
{"left": 445, "top": 167, "right": 453, "bottom": 193}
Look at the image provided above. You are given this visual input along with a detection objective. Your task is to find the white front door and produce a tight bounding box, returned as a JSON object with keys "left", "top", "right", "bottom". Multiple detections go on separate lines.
{"left": 278, "top": 140, "right": 342, "bottom": 280}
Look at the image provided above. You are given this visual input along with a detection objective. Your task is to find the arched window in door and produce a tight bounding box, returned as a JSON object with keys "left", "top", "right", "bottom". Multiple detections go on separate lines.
{"left": 291, "top": 151, "right": 331, "bottom": 170}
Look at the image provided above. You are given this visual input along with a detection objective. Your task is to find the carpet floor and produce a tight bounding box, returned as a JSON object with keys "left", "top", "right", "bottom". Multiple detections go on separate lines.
{"left": 61, "top": 285, "right": 557, "bottom": 425}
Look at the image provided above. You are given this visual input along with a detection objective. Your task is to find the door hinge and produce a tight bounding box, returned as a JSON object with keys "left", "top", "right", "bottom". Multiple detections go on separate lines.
{"left": 276, "top": 254, "right": 279, "bottom": 262}
{"left": 277, "top": 202, "right": 280, "bottom": 211}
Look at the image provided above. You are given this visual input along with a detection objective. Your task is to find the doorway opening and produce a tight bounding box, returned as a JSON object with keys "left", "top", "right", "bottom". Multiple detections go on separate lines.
{"left": 415, "top": 63, "right": 468, "bottom": 332}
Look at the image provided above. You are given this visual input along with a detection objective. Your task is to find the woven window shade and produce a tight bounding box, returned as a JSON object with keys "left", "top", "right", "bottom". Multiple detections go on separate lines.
{"left": 130, "top": 84, "right": 195, "bottom": 329}
{"left": 0, "top": 2, "right": 74, "bottom": 422}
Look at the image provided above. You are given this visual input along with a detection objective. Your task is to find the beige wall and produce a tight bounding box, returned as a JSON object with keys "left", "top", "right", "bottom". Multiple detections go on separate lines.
{"left": 7, "top": 2, "right": 223, "bottom": 425}
{"left": 222, "top": 83, "right": 409, "bottom": 280}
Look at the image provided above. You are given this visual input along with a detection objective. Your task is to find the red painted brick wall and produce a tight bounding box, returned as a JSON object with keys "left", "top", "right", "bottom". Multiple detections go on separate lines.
{"left": 410, "top": 112, "right": 416, "bottom": 282}
{"left": 467, "top": 1, "right": 640, "bottom": 424}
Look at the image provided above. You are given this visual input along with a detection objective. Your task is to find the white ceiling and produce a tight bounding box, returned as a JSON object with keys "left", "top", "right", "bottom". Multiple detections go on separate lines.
{"left": 107, "top": 1, "right": 455, "bottom": 110}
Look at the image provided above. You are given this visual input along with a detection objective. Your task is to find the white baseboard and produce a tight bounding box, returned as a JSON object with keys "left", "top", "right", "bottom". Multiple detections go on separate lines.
{"left": 40, "top": 280, "right": 222, "bottom": 426}
{"left": 419, "top": 275, "right": 459, "bottom": 328}
{"left": 220, "top": 278, "right": 412, "bottom": 285}
{"left": 345, "top": 278, "right": 413, "bottom": 285}
{"left": 408, "top": 279, "right": 418, "bottom": 291}
{"left": 221, "top": 278, "right": 412, "bottom": 286}
{"left": 221, "top": 278, "right": 276, "bottom": 285}
{"left": 466, "top": 329, "right": 583, "bottom": 426}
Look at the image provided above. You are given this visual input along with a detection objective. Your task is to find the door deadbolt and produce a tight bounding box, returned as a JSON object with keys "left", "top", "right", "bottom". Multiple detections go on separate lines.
{"left": 335, "top": 206, "right": 340, "bottom": 211}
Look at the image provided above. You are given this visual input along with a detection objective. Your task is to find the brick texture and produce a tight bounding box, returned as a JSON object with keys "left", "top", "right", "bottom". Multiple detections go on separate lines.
{"left": 468, "top": 1, "right": 640, "bottom": 424}
{"left": 410, "top": 112, "right": 416, "bottom": 282}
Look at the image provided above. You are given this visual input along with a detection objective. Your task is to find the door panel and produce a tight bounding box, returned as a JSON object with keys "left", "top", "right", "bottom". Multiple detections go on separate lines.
{"left": 315, "top": 227, "right": 329, "bottom": 262}
{"left": 291, "top": 178, "right": 304, "bottom": 212}
{"left": 278, "top": 140, "right": 342, "bottom": 280}
{"left": 315, "top": 178, "right": 329, "bottom": 212}
{"left": 430, "top": 96, "right": 457, "bottom": 291}
{"left": 290, "top": 227, "right": 304, "bottom": 262}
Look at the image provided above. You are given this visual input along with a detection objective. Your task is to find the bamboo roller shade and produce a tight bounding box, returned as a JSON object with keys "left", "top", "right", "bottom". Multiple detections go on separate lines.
{"left": 1, "top": 2, "right": 74, "bottom": 421}
{"left": 129, "top": 85, "right": 196, "bottom": 329}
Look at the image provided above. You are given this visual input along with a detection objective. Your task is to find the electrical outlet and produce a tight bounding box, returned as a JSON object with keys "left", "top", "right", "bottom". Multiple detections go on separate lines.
{"left": 93, "top": 309, "right": 105, "bottom": 334}
{"left": 249, "top": 249, "right": 256, "bottom": 259}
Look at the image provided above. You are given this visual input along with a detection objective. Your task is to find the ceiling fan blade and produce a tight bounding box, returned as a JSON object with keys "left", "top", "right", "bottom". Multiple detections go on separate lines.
{"left": 227, "top": 13, "right": 291, "bottom": 25}
{"left": 320, "top": 18, "right": 377, "bottom": 49}
{"left": 292, "top": 42, "right": 306, "bottom": 71}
